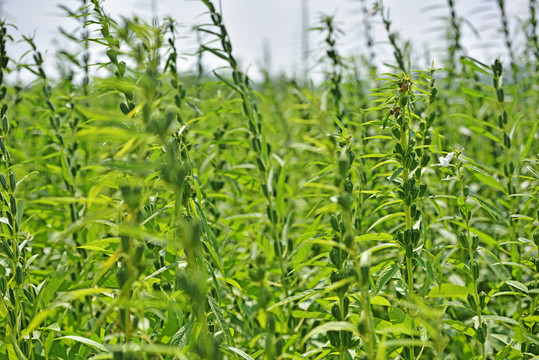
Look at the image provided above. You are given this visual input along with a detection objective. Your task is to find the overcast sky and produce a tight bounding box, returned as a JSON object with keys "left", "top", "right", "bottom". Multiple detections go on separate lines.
{"left": 0, "top": 0, "right": 532, "bottom": 81}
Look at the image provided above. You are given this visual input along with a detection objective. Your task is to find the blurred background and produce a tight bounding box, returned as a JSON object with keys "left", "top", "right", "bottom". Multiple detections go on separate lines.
{"left": 0, "top": 0, "right": 533, "bottom": 81}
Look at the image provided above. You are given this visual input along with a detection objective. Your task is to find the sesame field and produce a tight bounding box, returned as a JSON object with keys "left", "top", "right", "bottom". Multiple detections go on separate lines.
{"left": 0, "top": 0, "right": 538, "bottom": 359}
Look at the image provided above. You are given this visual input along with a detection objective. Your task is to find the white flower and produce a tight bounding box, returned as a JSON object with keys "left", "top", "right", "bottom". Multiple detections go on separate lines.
{"left": 438, "top": 152, "right": 454, "bottom": 167}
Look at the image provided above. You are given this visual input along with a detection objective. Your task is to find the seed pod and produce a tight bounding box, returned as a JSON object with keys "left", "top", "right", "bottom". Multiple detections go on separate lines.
{"left": 23, "top": 288, "right": 34, "bottom": 302}
{"left": 498, "top": 115, "right": 503, "bottom": 129}
{"left": 16, "top": 265, "right": 23, "bottom": 285}
{"left": 411, "top": 186, "right": 420, "bottom": 199}
{"left": 256, "top": 158, "right": 266, "bottom": 172}
{"left": 414, "top": 208, "right": 421, "bottom": 221}
{"left": 9, "top": 195, "right": 16, "bottom": 216}
{"left": 343, "top": 297, "right": 350, "bottom": 317}
{"left": 467, "top": 293, "right": 477, "bottom": 311}
{"left": 410, "top": 204, "right": 417, "bottom": 219}
{"left": 394, "top": 143, "right": 404, "bottom": 156}
{"left": 475, "top": 323, "right": 487, "bottom": 344}
{"left": 0, "top": 275, "right": 6, "bottom": 293}
{"left": 0, "top": 173, "right": 8, "bottom": 190}
{"left": 396, "top": 231, "right": 404, "bottom": 245}
{"left": 0, "top": 136, "right": 7, "bottom": 154}
{"left": 463, "top": 186, "right": 469, "bottom": 198}
{"left": 121, "top": 235, "right": 130, "bottom": 253}
{"left": 458, "top": 233, "right": 468, "bottom": 248}
{"left": 496, "top": 88, "right": 504, "bottom": 102}
{"left": 328, "top": 330, "right": 340, "bottom": 347}
{"left": 119, "top": 102, "right": 129, "bottom": 114}
{"left": 503, "top": 110, "right": 508, "bottom": 125}
{"left": 7, "top": 307, "right": 16, "bottom": 327}
{"left": 420, "top": 153, "right": 430, "bottom": 167}
{"left": 405, "top": 243, "right": 413, "bottom": 258}
{"left": 330, "top": 215, "right": 339, "bottom": 232}
{"left": 419, "top": 183, "right": 427, "bottom": 197}
{"left": 471, "top": 235, "right": 479, "bottom": 251}
{"left": 404, "top": 194, "right": 413, "bottom": 206}
{"left": 9, "top": 171, "right": 15, "bottom": 192}
{"left": 471, "top": 261, "right": 480, "bottom": 280}
{"left": 503, "top": 133, "right": 511, "bottom": 149}
{"left": 331, "top": 304, "right": 342, "bottom": 321}
{"left": 532, "top": 232, "right": 539, "bottom": 247}
{"left": 1, "top": 115, "right": 8, "bottom": 134}
{"left": 330, "top": 248, "right": 341, "bottom": 268}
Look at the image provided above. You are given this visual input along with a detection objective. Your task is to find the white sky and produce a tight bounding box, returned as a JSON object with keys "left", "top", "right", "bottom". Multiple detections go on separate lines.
{"left": 0, "top": 0, "right": 532, "bottom": 81}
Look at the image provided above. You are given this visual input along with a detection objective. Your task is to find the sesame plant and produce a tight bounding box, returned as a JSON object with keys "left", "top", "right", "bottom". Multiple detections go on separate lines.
{"left": 0, "top": 0, "right": 537, "bottom": 359}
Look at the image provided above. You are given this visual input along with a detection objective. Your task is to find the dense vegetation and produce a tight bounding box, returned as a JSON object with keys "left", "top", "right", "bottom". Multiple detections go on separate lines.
{"left": 0, "top": 0, "right": 537, "bottom": 359}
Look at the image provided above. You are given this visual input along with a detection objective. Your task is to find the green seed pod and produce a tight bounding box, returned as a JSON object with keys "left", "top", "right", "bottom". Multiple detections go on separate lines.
{"left": 7, "top": 307, "right": 16, "bottom": 327}
{"left": 471, "top": 235, "right": 479, "bottom": 251}
{"left": 410, "top": 204, "right": 417, "bottom": 219}
{"left": 343, "top": 297, "right": 350, "bottom": 317}
{"left": 46, "top": 99, "right": 55, "bottom": 112}
{"left": 396, "top": 231, "right": 404, "bottom": 245}
{"left": 404, "top": 194, "right": 413, "bottom": 206}
{"left": 419, "top": 183, "right": 427, "bottom": 197}
{"left": 463, "top": 185, "right": 469, "bottom": 198}
{"left": 534, "top": 258, "right": 539, "bottom": 273}
{"left": 328, "top": 330, "right": 340, "bottom": 347}
{"left": 533, "top": 232, "right": 539, "bottom": 247}
{"left": 411, "top": 186, "right": 420, "bottom": 199}
{"left": 0, "top": 275, "right": 6, "bottom": 294}
{"left": 0, "top": 136, "right": 7, "bottom": 154}
{"left": 496, "top": 88, "right": 504, "bottom": 103}
{"left": 9, "top": 195, "right": 16, "bottom": 216}
{"left": 405, "top": 243, "right": 413, "bottom": 258}
{"left": 420, "top": 153, "right": 430, "bottom": 167}
{"left": 330, "top": 248, "right": 341, "bottom": 268}
{"left": 119, "top": 102, "right": 129, "bottom": 114}
{"left": 341, "top": 330, "right": 352, "bottom": 348}
{"left": 394, "top": 143, "right": 404, "bottom": 156}
{"left": 503, "top": 110, "right": 508, "bottom": 125}
{"left": 1, "top": 115, "right": 8, "bottom": 134}
{"left": 8, "top": 170, "right": 16, "bottom": 192}
{"left": 471, "top": 261, "right": 480, "bottom": 280}
{"left": 458, "top": 233, "right": 468, "bottom": 248}
{"left": 414, "top": 208, "right": 421, "bottom": 221}
{"left": 503, "top": 133, "right": 511, "bottom": 149}
{"left": 121, "top": 235, "right": 130, "bottom": 253}
{"left": 16, "top": 265, "right": 23, "bottom": 285}
{"left": 331, "top": 304, "right": 342, "bottom": 320}
{"left": 0, "top": 173, "right": 8, "bottom": 190}
{"left": 256, "top": 158, "right": 266, "bottom": 172}
{"left": 497, "top": 115, "right": 503, "bottom": 129}
{"left": 467, "top": 293, "right": 477, "bottom": 311}
{"left": 23, "top": 288, "right": 34, "bottom": 302}
{"left": 476, "top": 323, "right": 487, "bottom": 344}
{"left": 2, "top": 241, "right": 14, "bottom": 259}
{"left": 329, "top": 215, "right": 339, "bottom": 232}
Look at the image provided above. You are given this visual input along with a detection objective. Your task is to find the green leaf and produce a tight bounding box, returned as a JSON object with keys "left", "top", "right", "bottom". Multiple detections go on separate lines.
{"left": 428, "top": 284, "right": 470, "bottom": 298}
{"left": 224, "top": 346, "right": 254, "bottom": 360}
{"left": 371, "top": 263, "right": 399, "bottom": 299}
{"left": 40, "top": 252, "right": 69, "bottom": 306}
{"left": 208, "top": 295, "right": 234, "bottom": 346}
{"left": 56, "top": 336, "right": 109, "bottom": 352}
{"left": 301, "top": 321, "right": 359, "bottom": 346}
